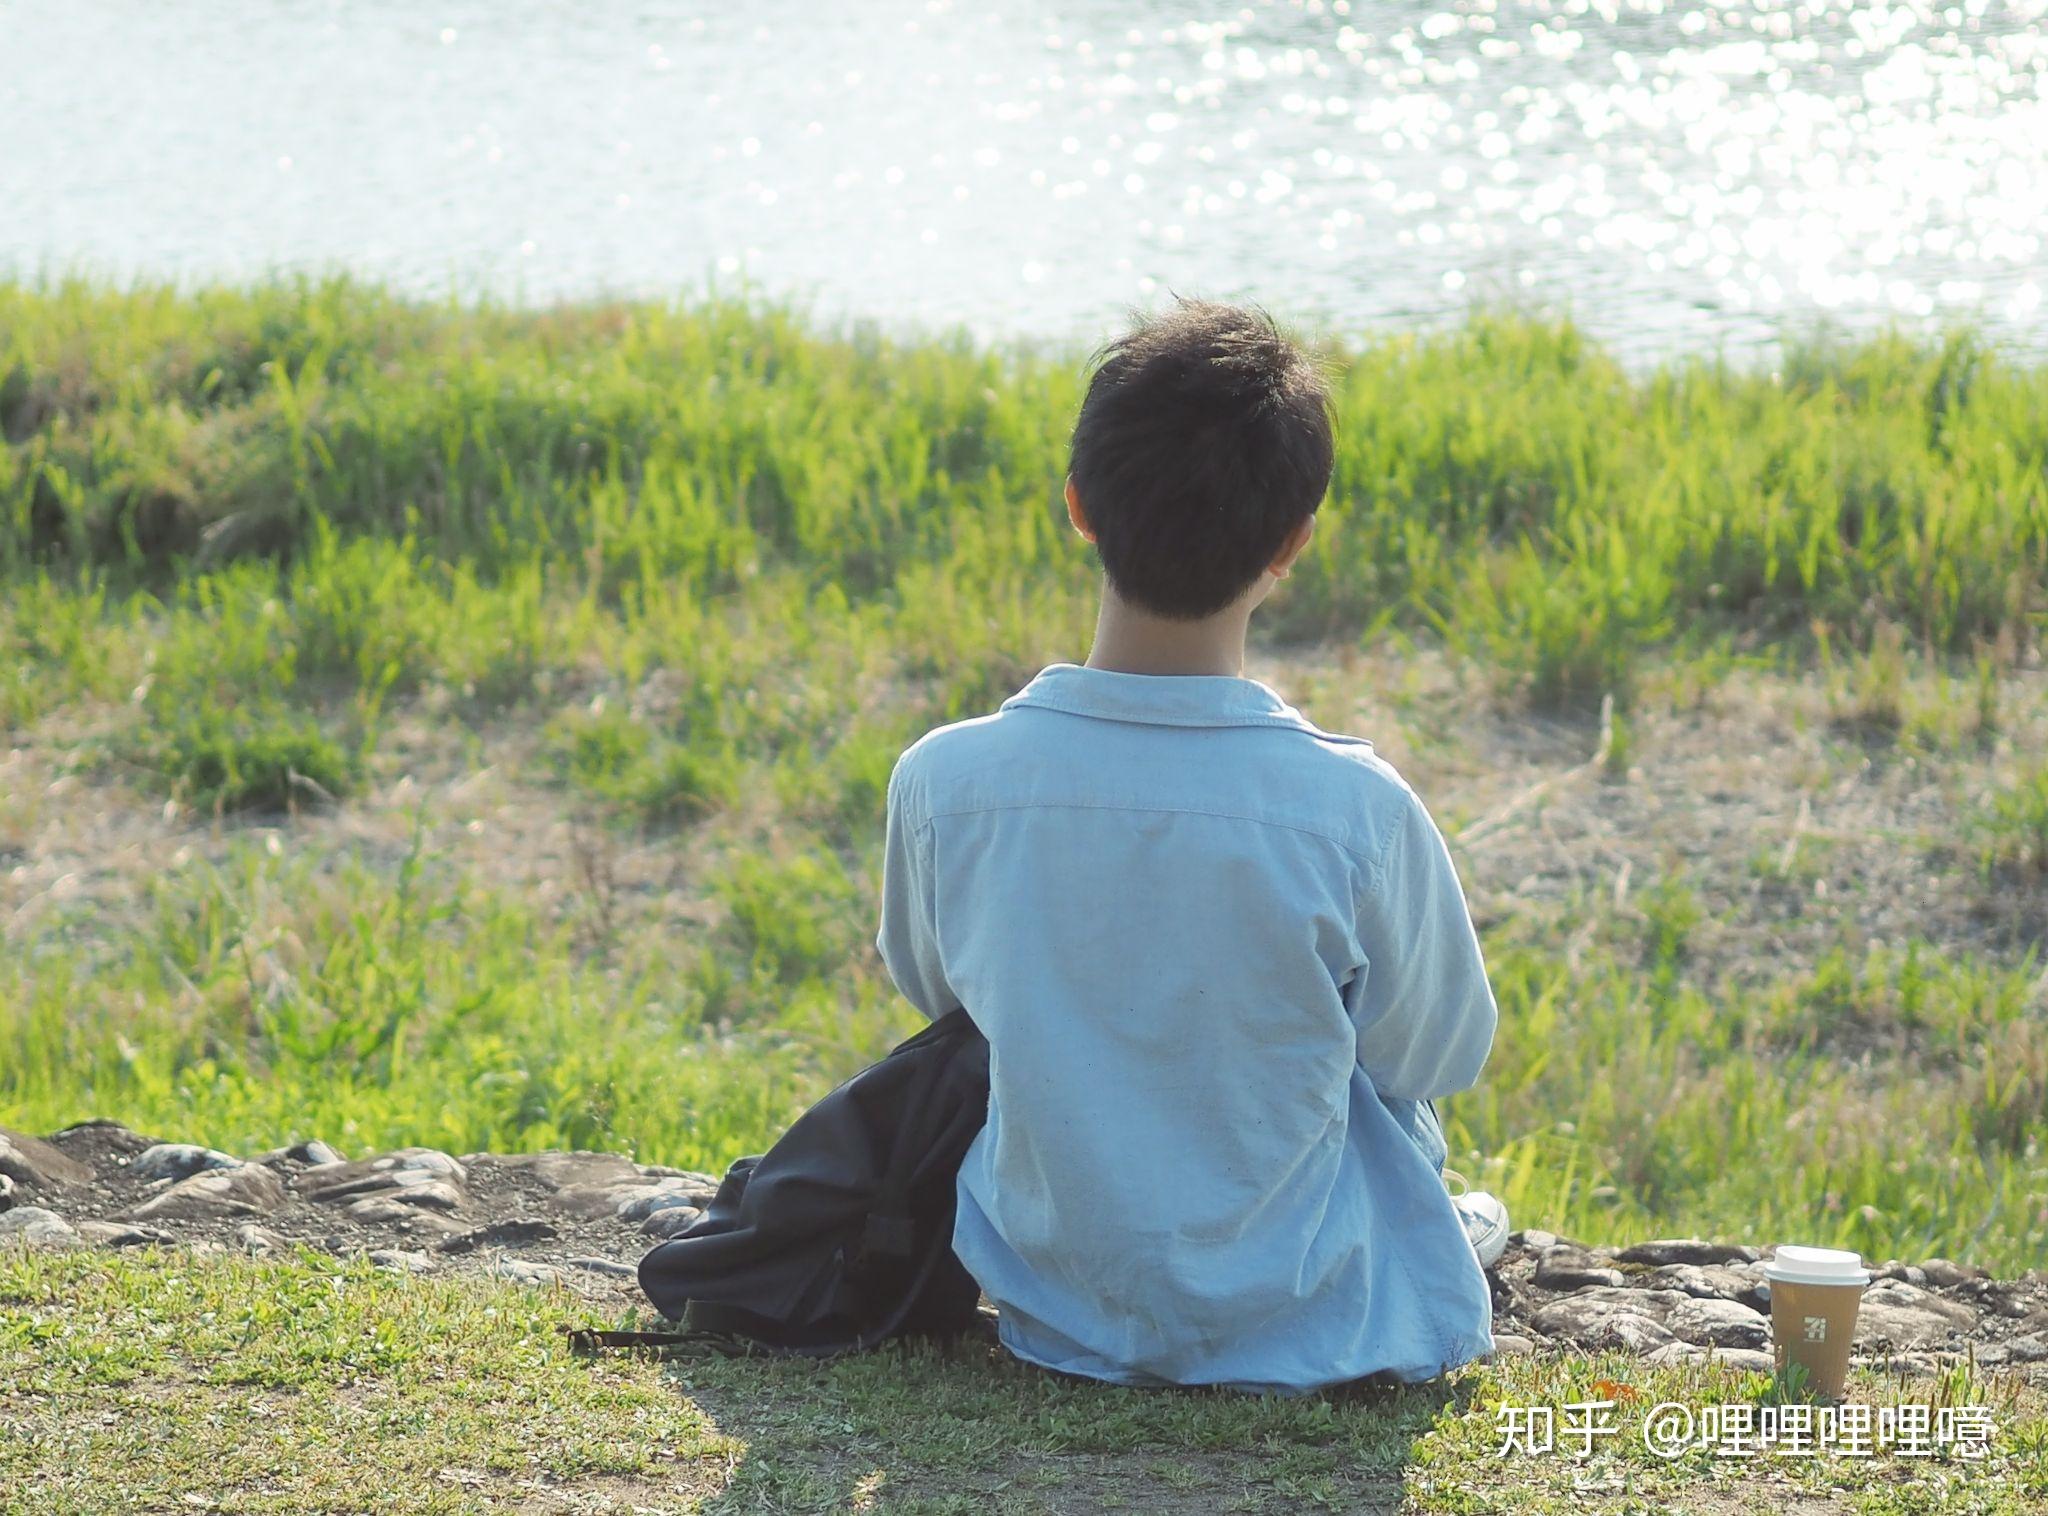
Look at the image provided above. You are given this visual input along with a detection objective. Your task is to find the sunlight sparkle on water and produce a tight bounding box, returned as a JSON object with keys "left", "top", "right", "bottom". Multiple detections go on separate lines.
{"left": 2, "top": 0, "right": 2044, "bottom": 363}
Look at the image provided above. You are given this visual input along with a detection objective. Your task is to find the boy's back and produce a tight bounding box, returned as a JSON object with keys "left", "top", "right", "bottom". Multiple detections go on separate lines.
{"left": 876, "top": 660, "right": 1499, "bottom": 1392}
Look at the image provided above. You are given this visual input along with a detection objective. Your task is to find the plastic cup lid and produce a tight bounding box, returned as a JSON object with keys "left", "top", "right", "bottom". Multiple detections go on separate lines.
{"left": 1762, "top": 1244, "right": 1871, "bottom": 1286}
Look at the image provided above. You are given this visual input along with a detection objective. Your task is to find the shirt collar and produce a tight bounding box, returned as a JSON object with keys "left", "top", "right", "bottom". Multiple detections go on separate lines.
{"left": 999, "top": 661, "right": 1321, "bottom": 731}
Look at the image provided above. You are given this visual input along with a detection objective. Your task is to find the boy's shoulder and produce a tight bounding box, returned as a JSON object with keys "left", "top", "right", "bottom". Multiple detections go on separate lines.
{"left": 1295, "top": 726, "right": 1435, "bottom": 834}
{"left": 887, "top": 702, "right": 1429, "bottom": 843}
{"left": 885, "top": 711, "right": 1003, "bottom": 810}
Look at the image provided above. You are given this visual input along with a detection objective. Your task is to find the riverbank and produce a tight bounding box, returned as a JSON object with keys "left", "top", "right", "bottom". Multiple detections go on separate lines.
{"left": 4, "top": 278, "right": 2047, "bottom": 1273}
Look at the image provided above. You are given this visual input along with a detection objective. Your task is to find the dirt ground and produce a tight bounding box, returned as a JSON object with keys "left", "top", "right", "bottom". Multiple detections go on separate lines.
{"left": 7, "top": 644, "right": 2045, "bottom": 987}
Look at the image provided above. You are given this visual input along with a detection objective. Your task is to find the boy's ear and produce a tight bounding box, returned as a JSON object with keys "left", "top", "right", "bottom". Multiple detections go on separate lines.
{"left": 1065, "top": 476, "right": 1096, "bottom": 543}
{"left": 1272, "top": 511, "right": 1315, "bottom": 579}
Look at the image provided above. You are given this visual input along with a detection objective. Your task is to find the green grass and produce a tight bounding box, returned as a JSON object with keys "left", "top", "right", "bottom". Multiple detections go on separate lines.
{"left": 3, "top": 277, "right": 2046, "bottom": 1267}
{"left": 6, "top": 275, "right": 2048, "bottom": 717}
{"left": 3, "top": 1248, "right": 2042, "bottom": 1514}
{"left": 6, "top": 271, "right": 2048, "bottom": 1511}
{"left": 1976, "top": 764, "right": 2048, "bottom": 880}
{"left": 545, "top": 702, "right": 744, "bottom": 829}
{"left": 144, "top": 696, "right": 357, "bottom": 813}
{"left": 3, "top": 803, "right": 2043, "bottom": 1272}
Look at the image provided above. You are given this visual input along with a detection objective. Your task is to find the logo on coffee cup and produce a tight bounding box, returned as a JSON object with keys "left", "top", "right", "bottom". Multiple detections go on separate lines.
{"left": 1803, "top": 1315, "right": 1828, "bottom": 1342}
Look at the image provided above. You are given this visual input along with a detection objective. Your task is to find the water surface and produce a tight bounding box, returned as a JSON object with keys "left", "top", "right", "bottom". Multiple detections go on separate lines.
{"left": 5, "top": 0, "right": 2045, "bottom": 363}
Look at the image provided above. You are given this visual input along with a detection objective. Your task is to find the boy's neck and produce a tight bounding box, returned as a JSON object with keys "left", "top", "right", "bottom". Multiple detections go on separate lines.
{"left": 1082, "top": 588, "right": 1253, "bottom": 678}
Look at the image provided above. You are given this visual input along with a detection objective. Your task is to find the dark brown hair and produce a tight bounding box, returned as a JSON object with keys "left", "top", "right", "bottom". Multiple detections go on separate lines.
{"left": 1067, "top": 294, "right": 1337, "bottom": 620}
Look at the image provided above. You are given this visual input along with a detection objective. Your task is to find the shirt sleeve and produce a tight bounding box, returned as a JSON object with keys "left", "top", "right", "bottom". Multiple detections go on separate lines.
{"left": 1347, "top": 781, "right": 1498, "bottom": 1101}
{"left": 874, "top": 756, "right": 958, "bottom": 1023}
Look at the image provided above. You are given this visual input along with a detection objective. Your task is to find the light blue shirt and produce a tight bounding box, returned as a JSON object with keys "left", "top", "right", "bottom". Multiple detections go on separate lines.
{"left": 875, "top": 661, "right": 1498, "bottom": 1393}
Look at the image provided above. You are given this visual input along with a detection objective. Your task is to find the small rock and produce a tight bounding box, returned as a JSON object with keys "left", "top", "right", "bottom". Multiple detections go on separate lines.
{"left": 614, "top": 1186, "right": 702, "bottom": 1223}
{"left": 129, "top": 1165, "right": 287, "bottom": 1221}
{"left": 1551, "top": 1284, "right": 1691, "bottom": 1322}
{"left": 299, "top": 1148, "right": 466, "bottom": 1205}
{"left": 0, "top": 1129, "right": 93, "bottom": 1194}
{"left": 233, "top": 1223, "right": 285, "bottom": 1256}
{"left": 563, "top": 1256, "right": 637, "bottom": 1279}
{"left": 1642, "top": 1341, "right": 1706, "bottom": 1367}
{"left": 1864, "top": 1278, "right": 1977, "bottom": 1320}
{"left": 1489, "top": 1334, "right": 1536, "bottom": 1358}
{"left": 1602, "top": 1316, "right": 1680, "bottom": 1353}
{"left": 1955, "top": 1276, "right": 2023, "bottom": 1308}
{"left": 367, "top": 1249, "right": 433, "bottom": 1274}
{"left": 256, "top": 1140, "right": 346, "bottom": 1170}
{"left": 0, "top": 1206, "right": 79, "bottom": 1245}
{"left": 75, "top": 1220, "right": 176, "bottom": 1249}
{"left": 1538, "top": 1307, "right": 1675, "bottom": 1354}
{"left": 1647, "top": 1264, "right": 1771, "bottom": 1312}
{"left": 130, "top": 1144, "right": 244, "bottom": 1184}
{"left": 346, "top": 1197, "right": 420, "bottom": 1225}
{"left": 491, "top": 1258, "right": 560, "bottom": 1287}
{"left": 342, "top": 1198, "right": 466, "bottom": 1233}
{"left": 1666, "top": 1296, "right": 1770, "bottom": 1350}
{"left": 1998, "top": 1335, "right": 2048, "bottom": 1364}
{"left": 1534, "top": 1244, "right": 1624, "bottom": 1291}
{"left": 1855, "top": 1280, "right": 1977, "bottom": 1349}
{"left": 1918, "top": 1258, "right": 1987, "bottom": 1288}
{"left": 48, "top": 1120, "right": 154, "bottom": 1160}
{"left": 350, "top": 1178, "right": 463, "bottom": 1212}
{"left": 437, "top": 1218, "right": 559, "bottom": 1255}
{"left": 636, "top": 1165, "right": 722, "bottom": 1191}
{"left": 395, "top": 1148, "right": 462, "bottom": 1178}
{"left": 0, "top": 1173, "right": 14, "bottom": 1212}
{"left": 1615, "top": 1239, "right": 1760, "bottom": 1268}
{"left": 1874, "top": 1264, "right": 1928, "bottom": 1286}
{"left": 1511, "top": 1229, "right": 1559, "bottom": 1254}
{"left": 641, "top": 1207, "right": 702, "bottom": 1240}
{"left": 1532, "top": 1287, "right": 1689, "bottom": 1351}
{"left": 548, "top": 1174, "right": 720, "bottom": 1221}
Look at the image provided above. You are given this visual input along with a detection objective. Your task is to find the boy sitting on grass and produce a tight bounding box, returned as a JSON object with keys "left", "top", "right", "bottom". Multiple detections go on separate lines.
{"left": 875, "top": 295, "right": 1506, "bottom": 1394}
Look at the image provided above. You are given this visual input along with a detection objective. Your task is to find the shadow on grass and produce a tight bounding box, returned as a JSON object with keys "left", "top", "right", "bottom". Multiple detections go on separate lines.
{"left": 645, "top": 1323, "right": 1468, "bottom": 1515}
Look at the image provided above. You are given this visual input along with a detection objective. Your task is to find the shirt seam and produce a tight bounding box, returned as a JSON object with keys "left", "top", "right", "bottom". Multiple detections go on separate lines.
{"left": 1362, "top": 792, "right": 1411, "bottom": 902}
{"left": 911, "top": 813, "right": 937, "bottom": 935}
{"left": 1000, "top": 696, "right": 1375, "bottom": 744}
{"left": 920, "top": 796, "right": 1396, "bottom": 868}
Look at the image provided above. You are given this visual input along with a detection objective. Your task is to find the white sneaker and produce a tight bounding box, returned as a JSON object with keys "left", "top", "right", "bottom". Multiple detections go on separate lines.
{"left": 1443, "top": 1169, "right": 1510, "bottom": 1269}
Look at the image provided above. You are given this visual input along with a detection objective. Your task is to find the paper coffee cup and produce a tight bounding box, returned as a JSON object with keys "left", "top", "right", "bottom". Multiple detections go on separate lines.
{"left": 1762, "top": 1244, "right": 1870, "bottom": 1397}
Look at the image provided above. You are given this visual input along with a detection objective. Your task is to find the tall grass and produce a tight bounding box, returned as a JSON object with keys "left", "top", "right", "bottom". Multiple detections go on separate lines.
{"left": 5, "top": 276, "right": 2045, "bottom": 713}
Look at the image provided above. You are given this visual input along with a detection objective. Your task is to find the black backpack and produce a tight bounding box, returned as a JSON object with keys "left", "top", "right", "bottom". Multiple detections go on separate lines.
{"left": 575, "top": 1007, "right": 992, "bottom": 1359}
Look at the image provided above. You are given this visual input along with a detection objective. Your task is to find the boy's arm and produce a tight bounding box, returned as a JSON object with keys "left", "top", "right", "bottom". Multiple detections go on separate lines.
{"left": 874, "top": 756, "right": 958, "bottom": 1023}
{"left": 1347, "top": 782, "right": 1498, "bottom": 1101}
